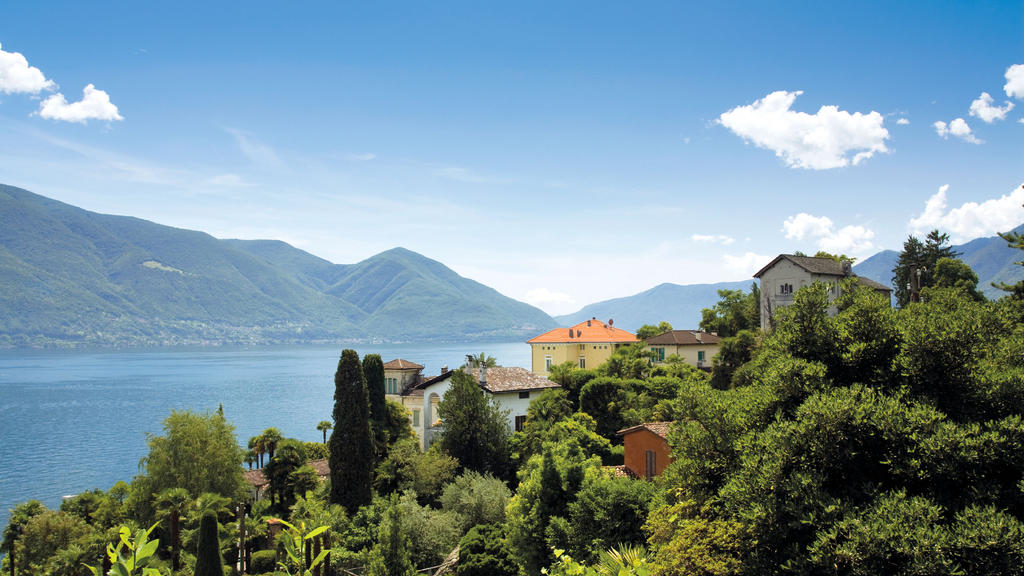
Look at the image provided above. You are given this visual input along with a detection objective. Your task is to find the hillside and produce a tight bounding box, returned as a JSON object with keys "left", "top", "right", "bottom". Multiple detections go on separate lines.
{"left": 0, "top": 184, "right": 557, "bottom": 347}
{"left": 554, "top": 280, "right": 753, "bottom": 331}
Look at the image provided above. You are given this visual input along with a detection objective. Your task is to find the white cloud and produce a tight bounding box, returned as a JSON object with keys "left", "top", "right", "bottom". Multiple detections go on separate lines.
{"left": 523, "top": 287, "right": 576, "bottom": 308}
{"left": 782, "top": 212, "right": 875, "bottom": 254}
{"left": 969, "top": 92, "right": 1014, "bottom": 123}
{"left": 691, "top": 234, "right": 735, "bottom": 245}
{"left": 818, "top": 225, "right": 875, "bottom": 254}
{"left": 783, "top": 213, "right": 834, "bottom": 240}
{"left": 933, "top": 118, "right": 981, "bottom": 144}
{"left": 1005, "top": 64, "right": 1024, "bottom": 99}
{"left": 0, "top": 42, "right": 56, "bottom": 95}
{"left": 347, "top": 153, "right": 376, "bottom": 161}
{"left": 909, "top": 183, "right": 1024, "bottom": 241}
{"left": 432, "top": 166, "right": 489, "bottom": 183}
{"left": 718, "top": 90, "right": 889, "bottom": 170}
{"left": 38, "top": 84, "right": 122, "bottom": 123}
{"left": 723, "top": 252, "right": 771, "bottom": 276}
{"left": 897, "top": 118, "right": 910, "bottom": 125}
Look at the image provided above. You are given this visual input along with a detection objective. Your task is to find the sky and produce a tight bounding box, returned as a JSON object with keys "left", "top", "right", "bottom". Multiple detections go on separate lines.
{"left": 1, "top": 1, "right": 1022, "bottom": 316}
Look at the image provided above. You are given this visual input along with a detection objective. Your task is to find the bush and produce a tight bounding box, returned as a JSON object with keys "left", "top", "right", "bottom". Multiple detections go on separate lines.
{"left": 250, "top": 550, "right": 277, "bottom": 574}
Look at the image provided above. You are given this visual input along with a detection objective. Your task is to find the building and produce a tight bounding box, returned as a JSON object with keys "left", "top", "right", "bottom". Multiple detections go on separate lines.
{"left": 411, "top": 366, "right": 560, "bottom": 449}
{"left": 383, "top": 358, "right": 430, "bottom": 425}
{"left": 527, "top": 318, "right": 637, "bottom": 376}
{"left": 243, "top": 458, "right": 330, "bottom": 501}
{"left": 754, "top": 254, "right": 892, "bottom": 330}
{"left": 618, "top": 421, "right": 673, "bottom": 480}
{"left": 644, "top": 330, "right": 721, "bottom": 369}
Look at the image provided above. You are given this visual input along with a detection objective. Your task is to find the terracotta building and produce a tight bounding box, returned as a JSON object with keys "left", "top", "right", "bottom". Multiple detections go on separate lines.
{"left": 618, "top": 421, "right": 673, "bottom": 480}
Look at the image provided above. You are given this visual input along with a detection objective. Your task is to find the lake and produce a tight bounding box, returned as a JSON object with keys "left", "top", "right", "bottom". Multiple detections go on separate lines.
{"left": 0, "top": 342, "right": 531, "bottom": 529}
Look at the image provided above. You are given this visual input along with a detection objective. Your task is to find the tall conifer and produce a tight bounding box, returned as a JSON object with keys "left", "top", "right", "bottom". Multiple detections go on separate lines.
{"left": 329, "top": 349, "right": 373, "bottom": 513}
{"left": 193, "top": 511, "right": 224, "bottom": 576}
{"left": 362, "top": 353, "right": 388, "bottom": 458}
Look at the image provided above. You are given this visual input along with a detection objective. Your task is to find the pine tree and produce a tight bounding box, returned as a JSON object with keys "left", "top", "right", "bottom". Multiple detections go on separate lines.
{"left": 893, "top": 231, "right": 958, "bottom": 307}
{"left": 329, "top": 349, "right": 374, "bottom": 513}
{"left": 193, "top": 511, "right": 224, "bottom": 576}
{"left": 365, "top": 496, "right": 416, "bottom": 576}
{"left": 995, "top": 218, "right": 1024, "bottom": 299}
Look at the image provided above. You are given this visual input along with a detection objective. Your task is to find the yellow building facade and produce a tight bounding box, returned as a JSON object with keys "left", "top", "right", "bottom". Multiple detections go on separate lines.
{"left": 528, "top": 318, "right": 637, "bottom": 376}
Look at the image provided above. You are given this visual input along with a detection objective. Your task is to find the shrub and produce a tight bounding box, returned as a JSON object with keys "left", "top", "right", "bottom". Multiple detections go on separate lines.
{"left": 250, "top": 550, "right": 277, "bottom": 574}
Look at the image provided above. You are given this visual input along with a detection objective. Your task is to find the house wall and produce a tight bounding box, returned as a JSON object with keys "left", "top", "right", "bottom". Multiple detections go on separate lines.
{"left": 530, "top": 342, "right": 620, "bottom": 375}
{"left": 649, "top": 343, "right": 721, "bottom": 368}
{"left": 492, "top": 390, "right": 538, "bottom": 432}
{"left": 623, "top": 429, "right": 673, "bottom": 479}
{"left": 759, "top": 260, "right": 842, "bottom": 330}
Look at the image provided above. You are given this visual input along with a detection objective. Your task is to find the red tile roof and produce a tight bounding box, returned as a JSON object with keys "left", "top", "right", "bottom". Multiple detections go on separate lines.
{"left": 644, "top": 330, "right": 720, "bottom": 345}
{"left": 383, "top": 359, "right": 424, "bottom": 370}
{"left": 469, "top": 367, "right": 561, "bottom": 393}
{"left": 242, "top": 458, "right": 331, "bottom": 489}
{"left": 528, "top": 318, "right": 637, "bottom": 344}
{"left": 617, "top": 421, "right": 673, "bottom": 439}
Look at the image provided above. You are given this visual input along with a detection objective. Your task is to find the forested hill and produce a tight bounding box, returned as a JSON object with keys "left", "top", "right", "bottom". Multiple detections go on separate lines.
{"left": 0, "top": 184, "right": 557, "bottom": 347}
{"left": 852, "top": 225, "right": 1024, "bottom": 299}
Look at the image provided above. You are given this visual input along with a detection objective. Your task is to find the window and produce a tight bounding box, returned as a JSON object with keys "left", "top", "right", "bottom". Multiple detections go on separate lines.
{"left": 645, "top": 450, "right": 656, "bottom": 480}
{"left": 655, "top": 347, "right": 665, "bottom": 362}
{"left": 518, "top": 391, "right": 530, "bottom": 399}
{"left": 545, "top": 355, "right": 553, "bottom": 370}
{"left": 412, "top": 409, "right": 420, "bottom": 427}
{"left": 697, "top": 351, "right": 705, "bottom": 362}
{"left": 578, "top": 357, "right": 586, "bottom": 369}
{"left": 385, "top": 377, "right": 396, "bottom": 394}
{"left": 779, "top": 283, "right": 794, "bottom": 295}
{"left": 515, "top": 415, "right": 528, "bottom": 432}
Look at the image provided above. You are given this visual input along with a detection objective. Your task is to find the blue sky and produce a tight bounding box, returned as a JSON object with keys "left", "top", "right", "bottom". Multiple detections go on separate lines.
{"left": 2, "top": 1, "right": 1022, "bottom": 315}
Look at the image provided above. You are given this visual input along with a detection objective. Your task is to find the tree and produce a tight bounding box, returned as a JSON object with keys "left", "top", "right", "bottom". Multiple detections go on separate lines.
{"left": 709, "top": 329, "right": 758, "bottom": 390}
{"left": 259, "top": 427, "right": 283, "bottom": 461}
{"left": 365, "top": 496, "right": 416, "bottom": 576}
{"left": 316, "top": 420, "right": 332, "bottom": 444}
{"left": 362, "top": 353, "right": 387, "bottom": 425}
{"left": 699, "top": 284, "right": 760, "bottom": 337}
{"left": 154, "top": 488, "right": 191, "bottom": 572}
{"left": 439, "top": 471, "right": 512, "bottom": 532}
{"left": 636, "top": 321, "right": 673, "bottom": 340}
{"left": 436, "top": 370, "right": 512, "bottom": 479}
{"left": 457, "top": 524, "right": 518, "bottom": 576}
{"left": 464, "top": 352, "right": 499, "bottom": 369}
{"left": 264, "top": 438, "right": 308, "bottom": 509}
{"left": 329, "top": 349, "right": 374, "bottom": 513}
{"left": 893, "top": 230, "right": 959, "bottom": 307}
{"left": 194, "top": 511, "right": 224, "bottom": 576}
{"left": 933, "top": 257, "right": 984, "bottom": 301}
{"left": 137, "top": 410, "right": 246, "bottom": 504}
{"left": 995, "top": 216, "right": 1024, "bottom": 299}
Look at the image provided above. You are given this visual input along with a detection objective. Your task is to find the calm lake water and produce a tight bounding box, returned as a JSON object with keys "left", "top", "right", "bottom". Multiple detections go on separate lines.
{"left": 0, "top": 342, "right": 531, "bottom": 529}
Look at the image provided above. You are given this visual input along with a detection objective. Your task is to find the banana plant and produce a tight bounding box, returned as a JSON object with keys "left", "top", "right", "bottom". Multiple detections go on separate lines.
{"left": 86, "top": 523, "right": 167, "bottom": 576}
{"left": 272, "top": 518, "right": 330, "bottom": 576}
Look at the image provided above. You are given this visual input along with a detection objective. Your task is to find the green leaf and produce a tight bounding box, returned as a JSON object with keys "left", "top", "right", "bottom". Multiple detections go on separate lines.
{"left": 304, "top": 525, "right": 328, "bottom": 540}
{"left": 138, "top": 537, "right": 160, "bottom": 560}
{"left": 310, "top": 548, "right": 330, "bottom": 567}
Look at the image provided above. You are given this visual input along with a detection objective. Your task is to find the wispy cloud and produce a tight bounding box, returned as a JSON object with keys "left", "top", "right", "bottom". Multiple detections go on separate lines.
{"left": 225, "top": 128, "right": 283, "bottom": 169}
{"left": 691, "top": 233, "right": 735, "bottom": 245}
{"left": 432, "top": 165, "right": 492, "bottom": 183}
{"left": 207, "top": 173, "right": 250, "bottom": 187}
{"left": 346, "top": 152, "right": 377, "bottom": 162}
{"left": 723, "top": 252, "right": 771, "bottom": 276}
{"left": 897, "top": 118, "right": 910, "bottom": 125}
{"left": 719, "top": 90, "right": 889, "bottom": 170}
{"left": 910, "top": 183, "right": 1024, "bottom": 241}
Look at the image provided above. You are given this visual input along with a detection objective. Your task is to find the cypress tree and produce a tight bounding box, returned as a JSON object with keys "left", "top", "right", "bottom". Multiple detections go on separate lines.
{"left": 363, "top": 353, "right": 388, "bottom": 458}
{"left": 193, "top": 511, "right": 224, "bottom": 576}
{"left": 329, "top": 349, "right": 374, "bottom": 513}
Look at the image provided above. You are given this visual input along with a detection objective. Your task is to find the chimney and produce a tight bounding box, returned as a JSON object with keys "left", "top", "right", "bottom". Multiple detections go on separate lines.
{"left": 587, "top": 319, "right": 592, "bottom": 327}
{"left": 608, "top": 318, "right": 614, "bottom": 326}
{"left": 479, "top": 364, "right": 487, "bottom": 385}
{"left": 577, "top": 329, "right": 582, "bottom": 337}
{"left": 842, "top": 261, "right": 852, "bottom": 276}
{"left": 569, "top": 329, "right": 574, "bottom": 338}
{"left": 441, "top": 365, "right": 448, "bottom": 373}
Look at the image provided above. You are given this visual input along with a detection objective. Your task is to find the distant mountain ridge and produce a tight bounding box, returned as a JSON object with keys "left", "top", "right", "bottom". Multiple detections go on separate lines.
{"left": 852, "top": 225, "right": 1024, "bottom": 299}
{"left": 0, "top": 184, "right": 556, "bottom": 347}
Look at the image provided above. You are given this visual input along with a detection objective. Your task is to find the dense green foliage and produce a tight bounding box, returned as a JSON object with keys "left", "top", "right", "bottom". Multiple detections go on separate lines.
{"left": 892, "top": 229, "right": 958, "bottom": 307}
{"left": 365, "top": 496, "right": 416, "bottom": 576}
{"left": 329, "top": 349, "right": 374, "bottom": 513}
{"left": 436, "top": 370, "right": 513, "bottom": 479}
{"left": 457, "top": 524, "right": 518, "bottom": 576}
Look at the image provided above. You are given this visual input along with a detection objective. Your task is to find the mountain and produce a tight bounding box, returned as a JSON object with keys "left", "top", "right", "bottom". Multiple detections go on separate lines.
{"left": 852, "top": 226, "right": 1024, "bottom": 299}
{"left": 554, "top": 280, "right": 754, "bottom": 332}
{"left": 0, "top": 184, "right": 557, "bottom": 347}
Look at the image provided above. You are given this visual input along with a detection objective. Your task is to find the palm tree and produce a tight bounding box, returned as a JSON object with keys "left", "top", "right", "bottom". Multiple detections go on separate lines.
{"left": 244, "top": 450, "right": 257, "bottom": 470}
{"left": 463, "top": 352, "right": 498, "bottom": 369}
{"left": 248, "top": 435, "right": 266, "bottom": 468}
{"left": 154, "top": 487, "right": 191, "bottom": 572}
{"left": 595, "top": 545, "right": 650, "bottom": 576}
{"left": 317, "top": 420, "right": 333, "bottom": 444}
{"left": 261, "top": 428, "right": 283, "bottom": 460}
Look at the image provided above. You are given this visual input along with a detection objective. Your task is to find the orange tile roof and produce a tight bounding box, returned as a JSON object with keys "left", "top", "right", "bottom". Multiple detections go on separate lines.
{"left": 617, "top": 421, "right": 673, "bottom": 439}
{"left": 383, "top": 359, "right": 424, "bottom": 370}
{"left": 527, "top": 318, "right": 637, "bottom": 344}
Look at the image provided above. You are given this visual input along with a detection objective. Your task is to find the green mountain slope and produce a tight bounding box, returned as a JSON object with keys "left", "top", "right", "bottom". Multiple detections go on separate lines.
{"left": 0, "top": 184, "right": 556, "bottom": 347}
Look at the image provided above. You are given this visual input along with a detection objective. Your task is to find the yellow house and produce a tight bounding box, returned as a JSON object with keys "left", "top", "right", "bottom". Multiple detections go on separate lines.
{"left": 644, "top": 330, "right": 721, "bottom": 369}
{"left": 527, "top": 318, "right": 637, "bottom": 376}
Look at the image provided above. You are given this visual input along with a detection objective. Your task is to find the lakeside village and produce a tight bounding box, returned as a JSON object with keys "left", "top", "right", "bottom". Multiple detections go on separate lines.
{"left": 6, "top": 242, "right": 1024, "bottom": 576}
